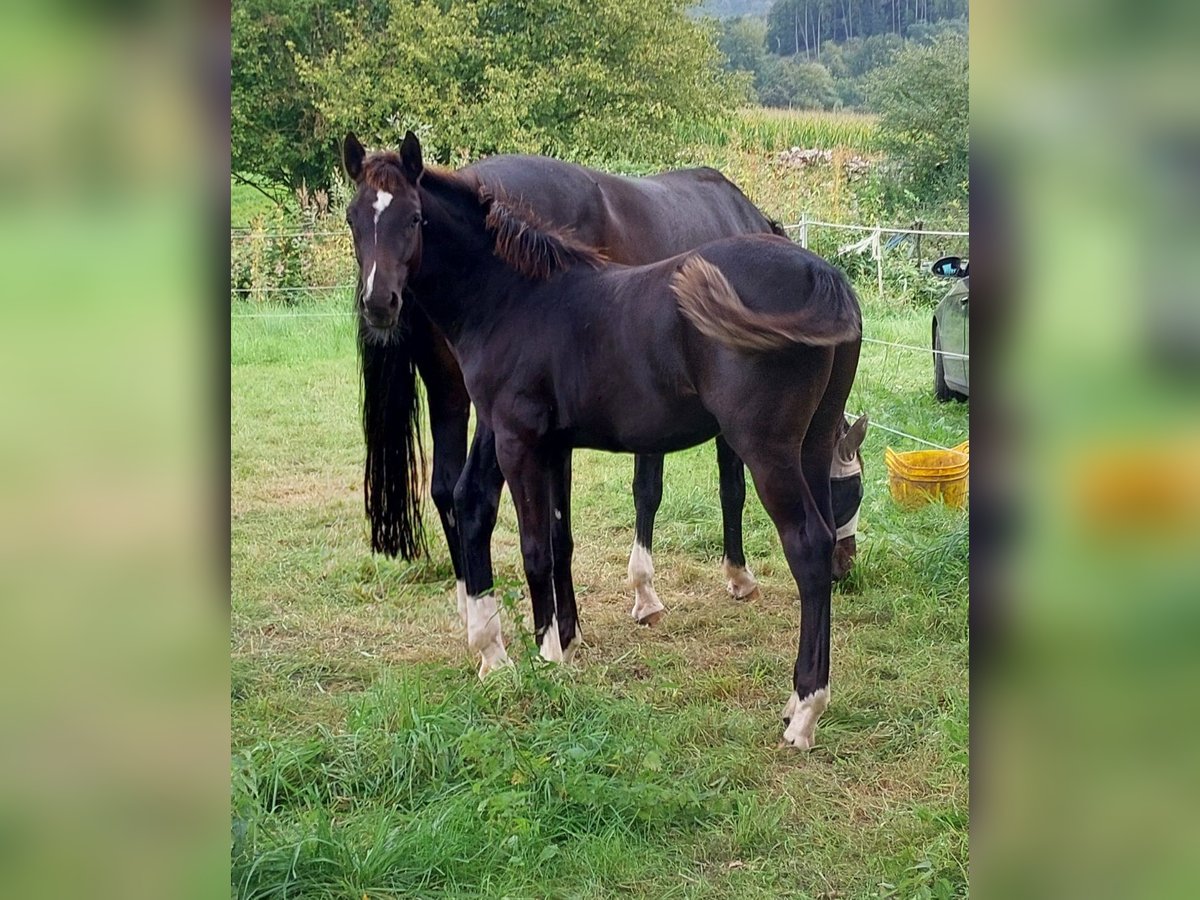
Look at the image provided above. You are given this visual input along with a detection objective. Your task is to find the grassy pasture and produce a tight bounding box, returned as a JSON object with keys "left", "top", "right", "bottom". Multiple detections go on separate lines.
{"left": 231, "top": 110, "right": 968, "bottom": 899}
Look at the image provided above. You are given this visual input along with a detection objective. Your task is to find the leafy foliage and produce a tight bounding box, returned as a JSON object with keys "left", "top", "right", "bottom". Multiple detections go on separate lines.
{"left": 755, "top": 56, "right": 838, "bottom": 109}
{"left": 716, "top": 15, "right": 769, "bottom": 76}
{"left": 865, "top": 33, "right": 968, "bottom": 214}
{"left": 291, "top": 0, "right": 746, "bottom": 168}
{"left": 231, "top": 0, "right": 389, "bottom": 195}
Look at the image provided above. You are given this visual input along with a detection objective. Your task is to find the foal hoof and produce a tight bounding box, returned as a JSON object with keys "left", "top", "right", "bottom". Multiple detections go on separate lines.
{"left": 477, "top": 650, "right": 511, "bottom": 679}
{"left": 729, "top": 585, "right": 761, "bottom": 603}
{"left": 721, "top": 561, "right": 760, "bottom": 602}
{"left": 779, "top": 689, "right": 828, "bottom": 751}
{"left": 637, "top": 609, "right": 666, "bottom": 627}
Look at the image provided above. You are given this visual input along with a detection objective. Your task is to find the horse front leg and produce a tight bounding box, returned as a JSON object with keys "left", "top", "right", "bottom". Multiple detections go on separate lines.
{"left": 494, "top": 432, "right": 562, "bottom": 663}
{"left": 627, "top": 454, "right": 667, "bottom": 626}
{"left": 716, "top": 435, "right": 760, "bottom": 601}
{"left": 453, "top": 422, "right": 506, "bottom": 626}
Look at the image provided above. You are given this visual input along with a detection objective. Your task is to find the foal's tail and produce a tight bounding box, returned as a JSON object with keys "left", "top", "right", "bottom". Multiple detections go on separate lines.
{"left": 671, "top": 255, "right": 860, "bottom": 352}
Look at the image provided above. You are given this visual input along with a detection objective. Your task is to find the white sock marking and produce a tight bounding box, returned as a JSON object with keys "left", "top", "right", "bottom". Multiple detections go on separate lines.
{"left": 781, "top": 688, "right": 829, "bottom": 750}
{"left": 627, "top": 542, "right": 665, "bottom": 622}
{"left": 364, "top": 262, "right": 377, "bottom": 299}
{"left": 466, "top": 593, "right": 508, "bottom": 677}
{"left": 540, "top": 614, "right": 565, "bottom": 662}
{"left": 455, "top": 580, "right": 468, "bottom": 625}
{"left": 721, "top": 557, "right": 759, "bottom": 600}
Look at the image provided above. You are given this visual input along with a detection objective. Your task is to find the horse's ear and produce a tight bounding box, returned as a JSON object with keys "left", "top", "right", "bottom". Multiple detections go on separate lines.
{"left": 839, "top": 414, "right": 869, "bottom": 460}
{"left": 343, "top": 133, "right": 366, "bottom": 182}
{"left": 400, "top": 130, "right": 424, "bottom": 183}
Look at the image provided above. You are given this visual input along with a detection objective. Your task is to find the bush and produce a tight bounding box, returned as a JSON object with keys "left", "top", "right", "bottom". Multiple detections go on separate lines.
{"left": 231, "top": 178, "right": 353, "bottom": 304}
{"left": 292, "top": 0, "right": 745, "bottom": 167}
{"left": 864, "top": 33, "right": 968, "bottom": 216}
{"left": 756, "top": 57, "right": 837, "bottom": 110}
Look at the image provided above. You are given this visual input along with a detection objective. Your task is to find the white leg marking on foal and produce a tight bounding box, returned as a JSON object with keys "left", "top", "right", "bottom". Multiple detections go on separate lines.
{"left": 540, "top": 615, "right": 565, "bottom": 662}
{"left": 455, "top": 580, "right": 468, "bottom": 625}
{"left": 364, "top": 262, "right": 377, "bottom": 298}
{"left": 561, "top": 622, "right": 581, "bottom": 665}
{"left": 627, "top": 542, "right": 666, "bottom": 623}
{"left": 466, "top": 593, "right": 509, "bottom": 677}
{"left": 781, "top": 688, "right": 829, "bottom": 750}
{"left": 554, "top": 508, "right": 562, "bottom": 520}
{"left": 721, "top": 557, "right": 759, "bottom": 600}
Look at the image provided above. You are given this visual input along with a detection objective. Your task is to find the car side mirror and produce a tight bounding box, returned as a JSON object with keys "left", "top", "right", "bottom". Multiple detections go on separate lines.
{"left": 931, "top": 256, "right": 967, "bottom": 278}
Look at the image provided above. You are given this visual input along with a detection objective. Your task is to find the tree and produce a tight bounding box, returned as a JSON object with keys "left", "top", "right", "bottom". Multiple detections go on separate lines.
{"left": 231, "top": 0, "right": 389, "bottom": 196}
{"left": 716, "top": 16, "right": 768, "bottom": 76}
{"left": 292, "top": 0, "right": 744, "bottom": 167}
{"left": 866, "top": 33, "right": 968, "bottom": 209}
{"left": 756, "top": 57, "right": 837, "bottom": 109}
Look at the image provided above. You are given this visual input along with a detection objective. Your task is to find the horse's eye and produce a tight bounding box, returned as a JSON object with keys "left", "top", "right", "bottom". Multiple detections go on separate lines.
{"left": 410, "top": 213, "right": 421, "bottom": 227}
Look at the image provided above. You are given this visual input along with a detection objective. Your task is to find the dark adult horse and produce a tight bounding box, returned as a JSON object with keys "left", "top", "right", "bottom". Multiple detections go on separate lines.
{"left": 345, "top": 133, "right": 862, "bottom": 749}
{"left": 350, "top": 137, "right": 867, "bottom": 630}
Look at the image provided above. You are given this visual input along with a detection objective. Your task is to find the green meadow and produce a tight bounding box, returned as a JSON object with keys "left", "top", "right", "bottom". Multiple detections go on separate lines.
{"left": 232, "top": 110, "right": 969, "bottom": 899}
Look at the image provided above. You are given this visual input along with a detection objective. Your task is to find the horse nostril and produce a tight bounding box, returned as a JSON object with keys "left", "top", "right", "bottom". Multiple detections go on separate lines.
{"left": 389, "top": 292, "right": 400, "bottom": 310}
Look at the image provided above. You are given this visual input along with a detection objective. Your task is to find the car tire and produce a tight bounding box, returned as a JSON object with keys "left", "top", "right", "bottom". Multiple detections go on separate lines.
{"left": 933, "top": 322, "right": 966, "bottom": 403}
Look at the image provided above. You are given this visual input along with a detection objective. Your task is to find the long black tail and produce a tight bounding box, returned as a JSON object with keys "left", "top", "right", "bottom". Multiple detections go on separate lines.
{"left": 359, "top": 315, "right": 428, "bottom": 560}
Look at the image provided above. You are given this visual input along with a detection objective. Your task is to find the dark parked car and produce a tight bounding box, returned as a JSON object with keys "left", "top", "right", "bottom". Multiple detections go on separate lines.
{"left": 931, "top": 255, "right": 969, "bottom": 401}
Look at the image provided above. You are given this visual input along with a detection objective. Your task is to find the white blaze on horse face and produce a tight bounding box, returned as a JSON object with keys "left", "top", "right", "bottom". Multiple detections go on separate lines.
{"left": 721, "top": 557, "right": 759, "bottom": 601}
{"left": 372, "top": 190, "right": 393, "bottom": 225}
{"left": 466, "top": 593, "right": 509, "bottom": 678}
{"left": 781, "top": 687, "right": 829, "bottom": 750}
{"left": 371, "top": 189, "right": 393, "bottom": 251}
{"left": 364, "top": 262, "right": 377, "bottom": 299}
{"left": 627, "top": 542, "right": 665, "bottom": 624}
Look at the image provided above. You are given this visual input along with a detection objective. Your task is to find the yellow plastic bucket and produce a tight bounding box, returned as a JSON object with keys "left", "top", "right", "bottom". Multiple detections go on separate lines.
{"left": 885, "top": 442, "right": 970, "bottom": 509}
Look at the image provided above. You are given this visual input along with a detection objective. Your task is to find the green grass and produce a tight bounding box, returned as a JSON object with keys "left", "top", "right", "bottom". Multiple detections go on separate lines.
{"left": 231, "top": 241, "right": 969, "bottom": 897}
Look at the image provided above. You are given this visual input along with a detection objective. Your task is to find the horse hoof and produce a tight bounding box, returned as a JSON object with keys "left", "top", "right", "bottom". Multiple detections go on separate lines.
{"left": 731, "top": 585, "right": 761, "bottom": 603}
{"left": 778, "top": 733, "right": 815, "bottom": 751}
{"left": 637, "top": 609, "right": 666, "bottom": 627}
{"left": 722, "top": 561, "right": 760, "bottom": 601}
{"left": 477, "top": 651, "right": 511, "bottom": 679}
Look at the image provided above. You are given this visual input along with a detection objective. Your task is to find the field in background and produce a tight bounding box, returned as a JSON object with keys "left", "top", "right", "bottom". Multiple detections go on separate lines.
{"left": 231, "top": 109, "right": 968, "bottom": 899}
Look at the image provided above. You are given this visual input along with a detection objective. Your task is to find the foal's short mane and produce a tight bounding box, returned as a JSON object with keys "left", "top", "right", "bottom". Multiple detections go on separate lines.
{"left": 361, "top": 152, "right": 411, "bottom": 193}
{"left": 477, "top": 184, "right": 607, "bottom": 280}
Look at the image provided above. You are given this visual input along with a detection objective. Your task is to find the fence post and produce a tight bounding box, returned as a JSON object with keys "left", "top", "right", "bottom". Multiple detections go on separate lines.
{"left": 799, "top": 212, "right": 808, "bottom": 249}
{"left": 914, "top": 220, "right": 923, "bottom": 269}
{"left": 874, "top": 226, "right": 883, "bottom": 297}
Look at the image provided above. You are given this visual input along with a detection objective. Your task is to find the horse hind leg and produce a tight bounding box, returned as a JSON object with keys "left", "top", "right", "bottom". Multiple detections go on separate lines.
{"left": 627, "top": 454, "right": 666, "bottom": 626}
{"left": 716, "top": 435, "right": 760, "bottom": 601}
{"left": 737, "top": 442, "right": 836, "bottom": 751}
